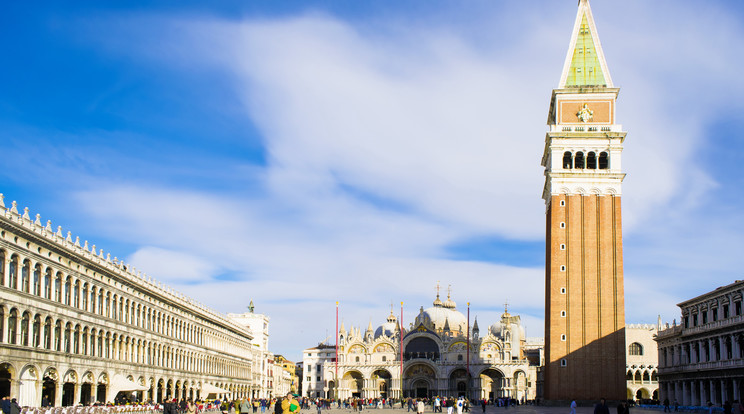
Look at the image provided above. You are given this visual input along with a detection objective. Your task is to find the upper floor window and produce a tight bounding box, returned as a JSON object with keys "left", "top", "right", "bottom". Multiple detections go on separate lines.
{"left": 629, "top": 342, "right": 643, "bottom": 356}
{"left": 599, "top": 152, "right": 609, "bottom": 169}
{"left": 563, "top": 152, "right": 573, "bottom": 169}
{"left": 587, "top": 152, "right": 597, "bottom": 169}
{"left": 574, "top": 152, "right": 585, "bottom": 169}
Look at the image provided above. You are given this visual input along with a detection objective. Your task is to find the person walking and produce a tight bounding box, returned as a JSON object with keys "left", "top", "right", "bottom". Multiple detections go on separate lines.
{"left": 457, "top": 398, "right": 464, "bottom": 414}
{"left": 416, "top": 400, "right": 425, "bottom": 414}
{"left": 2, "top": 397, "right": 11, "bottom": 414}
{"left": 8, "top": 399, "right": 20, "bottom": 414}
{"left": 593, "top": 399, "right": 609, "bottom": 414}
{"left": 570, "top": 400, "right": 577, "bottom": 414}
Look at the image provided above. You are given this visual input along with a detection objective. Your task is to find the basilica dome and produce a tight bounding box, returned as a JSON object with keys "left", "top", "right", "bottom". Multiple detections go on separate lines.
{"left": 414, "top": 290, "right": 468, "bottom": 333}
{"left": 374, "top": 312, "right": 399, "bottom": 339}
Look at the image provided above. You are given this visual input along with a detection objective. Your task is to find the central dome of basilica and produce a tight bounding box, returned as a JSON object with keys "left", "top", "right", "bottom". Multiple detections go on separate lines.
{"left": 414, "top": 287, "right": 468, "bottom": 334}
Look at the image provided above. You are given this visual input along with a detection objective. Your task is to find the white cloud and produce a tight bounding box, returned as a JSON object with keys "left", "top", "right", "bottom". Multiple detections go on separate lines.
{"left": 53, "top": 1, "right": 744, "bottom": 359}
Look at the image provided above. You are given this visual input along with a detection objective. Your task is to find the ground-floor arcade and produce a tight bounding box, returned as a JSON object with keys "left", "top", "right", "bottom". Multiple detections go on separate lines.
{"left": 659, "top": 373, "right": 743, "bottom": 406}
{"left": 0, "top": 357, "right": 249, "bottom": 407}
{"left": 319, "top": 361, "right": 534, "bottom": 401}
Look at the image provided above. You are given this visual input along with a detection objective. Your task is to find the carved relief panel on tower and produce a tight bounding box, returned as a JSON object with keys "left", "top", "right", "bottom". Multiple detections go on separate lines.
{"left": 557, "top": 99, "right": 613, "bottom": 124}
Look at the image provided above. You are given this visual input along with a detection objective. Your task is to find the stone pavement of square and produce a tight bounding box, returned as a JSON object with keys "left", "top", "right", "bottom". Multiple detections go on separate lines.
{"left": 302, "top": 406, "right": 644, "bottom": 414}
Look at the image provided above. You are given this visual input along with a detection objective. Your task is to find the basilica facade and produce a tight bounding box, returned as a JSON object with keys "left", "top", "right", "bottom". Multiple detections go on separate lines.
{"left": 302, "top": 290, "right": 541, "bottom": 401}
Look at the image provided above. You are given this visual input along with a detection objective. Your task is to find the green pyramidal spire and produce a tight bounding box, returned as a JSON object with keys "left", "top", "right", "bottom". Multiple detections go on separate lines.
{"left": 559, "top": 0, "right": 613, "bottom": 88}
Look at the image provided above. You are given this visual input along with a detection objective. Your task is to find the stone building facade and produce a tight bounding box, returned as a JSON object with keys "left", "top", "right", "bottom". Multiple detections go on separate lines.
{"left": 227, "top": 310, "right": 274, "bottom": 398}
{"left": 0, "top": 197, "right": 255, "bottom": 407}
{"left": 655, "top": 280, "right": 744, "bottom": 406}
{"left": 303, "top": 290, "right": 541, "bottom": 401}
{"left": 626, "top": 323, "right": 660, "bottom": 401}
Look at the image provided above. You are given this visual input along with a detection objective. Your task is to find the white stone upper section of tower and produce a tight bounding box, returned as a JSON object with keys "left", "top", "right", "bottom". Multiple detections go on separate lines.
{"left": 541, "top": 0, "right": 626, "bottom": 204}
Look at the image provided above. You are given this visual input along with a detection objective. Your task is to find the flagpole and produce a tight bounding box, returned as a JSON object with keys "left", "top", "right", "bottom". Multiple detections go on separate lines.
{"left": 467, "top": 302, "right": 470, "bottom": 400}
{"left": 335, "top": 301, "right": 339, "bottom": 399}
{"left": 400, "top": 301, "right": 404, "bottom": 398}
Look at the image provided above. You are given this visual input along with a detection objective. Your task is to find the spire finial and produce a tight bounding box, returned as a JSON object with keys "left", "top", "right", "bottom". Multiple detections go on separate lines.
{"left": 436, "top": 280, "right": 440, "bottom": 298}
{"left": 504, "top": 300, "right": 509, "bottom": 313}
{"left": 447, "top": 284, "right": 452, "bottom": 299}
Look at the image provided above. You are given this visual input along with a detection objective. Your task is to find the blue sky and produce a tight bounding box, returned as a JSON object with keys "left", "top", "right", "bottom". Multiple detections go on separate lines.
{"left": 2, "top": 1, "right": 744, "bottom": 361}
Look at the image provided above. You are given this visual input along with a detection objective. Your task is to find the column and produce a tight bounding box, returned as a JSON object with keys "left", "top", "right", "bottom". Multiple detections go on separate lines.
{"left": 2, "top": 257, "right": 9, "bottom": 288}
{"left": 55, "top": 381, "right": 63, "bottom": 407}
{"left": 706, "top": 380, "right": 718, "bottom": 404}
{"left": 721, "top": 379, "right": 727, "bottom": 404}
{"left": 682, "top": 381, "right": 688, "bottom": 406}
{"left": 732, "top": 334, "right": 740, "bottom": 359}
{"left": 1, "top": 311, "right": 9, "bottom": 344}
{"left": 74, "top": 383, "right": 81, "bottom": 406}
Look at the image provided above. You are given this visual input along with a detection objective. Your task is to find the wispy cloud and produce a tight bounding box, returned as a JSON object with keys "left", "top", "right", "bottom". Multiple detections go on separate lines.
{"left": 3, "top": 1, "right": 744, "bottom": 359}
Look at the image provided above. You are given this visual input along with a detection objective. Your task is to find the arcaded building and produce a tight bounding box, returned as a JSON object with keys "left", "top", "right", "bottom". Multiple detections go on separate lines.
{"left": 625, "top": 323, "right": 660, "bottom": 401}
{"left": 303, "top": 289, "right": 541, "bottom": 401}
{"left": 655, "top": 280, "right": 744, "bottom": 406}
{"left": 542, "top": 0, "right": 627, "bottom": 402}
{"left": 0, "top": 197, "right": 255, "bottom": 406}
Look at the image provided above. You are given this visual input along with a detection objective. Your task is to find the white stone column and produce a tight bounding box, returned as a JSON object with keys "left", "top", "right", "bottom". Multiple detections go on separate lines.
{"left": 55, "top": 381, "right": 63, "bottom": 407}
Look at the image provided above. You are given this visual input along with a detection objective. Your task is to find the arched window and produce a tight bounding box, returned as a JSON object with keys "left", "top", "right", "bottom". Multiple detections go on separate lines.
{"left": 634, "top": 371, "right": 641, "bottom": 382}
{"left": 43, "top": 317, "right": 52, "bottom": 349}
{"left": 82, "top": 284, "right": 89, "bottom": 311}
{"left": 587, "top": 152, "right": 597, "bottom": 169}
{"left": 642, "top": 371, "right": 650, "bottom": 382}
{"left": 8, "top": 309, "right": 18, "bottom": 344}
{"left": 629, "top": 342, "right": 643, "bottom": 356}
{"left": 64, "top": 323, "right": 72, "bottom": 353}
{"left": 20, "top": 312, "right": 30, "bottom": 346}
{"left": 33, "top": 265, "right": 41, "bottom": 296}
{"left": 574, "top": 152, "right": 585, "bottom": 169}
{"left": 9, "top": 256, "right": 18, "bottom": 289}
{"left": 73, "top": 325, "right": 80, "bottom": 354}
{"left": 55, "top": 320, "right": 62, "bottom": 351}
{"left": 626, "top": 371, "right": 633, "bottom": 381}
{"left": 563, "top": 152, "right": 573, "bottom": 169}
{"left": 21, "top": 261, "right": 30, "bottom": 293}
{"left": 33, "top": 315, "right": 41, "bottom": 347}
{"left": 355, "top": 356, "right": 360, "bottom": 363}
{"left": 44, "top": 269, "right": 52, "bottom": 299}
{"left": 82, "top": 328, "right": 88, "bottom": 355}
{"left": 599, "top": 152, "right": 609, "bottom": 169}
{"left": 64, "top": 278, "right": 71, "bottom": 305}
{"left": 54, "top": 273, "right": 62, "bottom": 302}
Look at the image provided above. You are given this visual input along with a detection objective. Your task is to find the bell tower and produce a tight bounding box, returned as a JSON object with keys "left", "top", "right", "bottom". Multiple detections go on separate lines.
{"left": 542, "top": 0, "right": 626, "bottom": 402}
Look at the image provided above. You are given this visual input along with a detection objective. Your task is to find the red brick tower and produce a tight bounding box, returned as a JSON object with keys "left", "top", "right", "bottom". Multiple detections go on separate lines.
{"left": 542, "top": 0, "right": 626, "bottom": 403}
